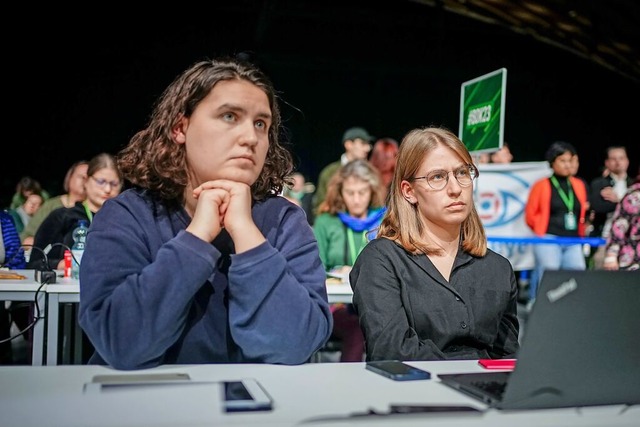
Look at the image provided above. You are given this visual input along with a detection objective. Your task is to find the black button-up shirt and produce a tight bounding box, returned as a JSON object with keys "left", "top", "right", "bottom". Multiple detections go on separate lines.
{"left": 350, "top": 237, "right": 520, "bottom": 361}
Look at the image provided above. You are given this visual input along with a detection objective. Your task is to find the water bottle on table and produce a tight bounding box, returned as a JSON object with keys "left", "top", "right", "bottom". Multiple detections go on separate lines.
{"left": 71, "top": 219, "right": 89, "bottom": 279}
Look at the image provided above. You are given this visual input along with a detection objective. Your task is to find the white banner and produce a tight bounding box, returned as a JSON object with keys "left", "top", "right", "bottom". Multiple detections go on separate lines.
{"left": 475, "top": 161, "right": 551, "bottom": 270}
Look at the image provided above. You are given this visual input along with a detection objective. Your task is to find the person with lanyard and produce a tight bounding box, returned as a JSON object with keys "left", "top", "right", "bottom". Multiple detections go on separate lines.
{"left": 525, "top": 141, "right": 588, "bottom": 306}
{"left": 313, "top": 159, "right": 386, "bottom": 362}
{"left": 27, "top": 153, "right": 122, "bottom": 270}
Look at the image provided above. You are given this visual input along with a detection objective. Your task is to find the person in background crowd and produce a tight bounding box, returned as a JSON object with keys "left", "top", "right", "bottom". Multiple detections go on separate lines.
{"left": 473, "top": 142, "right": 512, "bottom": 166}
{"left": 21, "top": 160, "right": 89, "bottom": 246}
{"left": 20, "top": 153, "right": 121, "bottom": 364}
{"left": 489, "top": 142, "right": 513, "bottom": 164}
{"left": 350, "top": 127, "right": 519, "bottom": 361}
{"left": 588, "top": 146, "right": 631, "bottom": 269}
{"left": 8, "top": 176, "right": 49, "bottom": 210}
{"left": 282, "top": 171, "right": 316, "bottom": 225}
{"left": 0, "top": 212, "right": 26, "bottom": 270}
{"left": 369, "top": 137, "right": 399, "bottom": 202}
{"left": 603, "top": 166, "right": 640, "bottom": 271}
{"left": 569, "top": 152, "right": 590, "bottom": 213}
{"left": 314, "top": 159, "right": 386, "bottom": 362}
{"left": 569, "top": 153, "right": 585, "bottom": 180}
{"left": 313, "top": 126, "right": 374, "bottom": 212}
{"left": 78, "top": 57, "right": 332, "bottom": 370}
{"left": 9, "top": 193, "right": 43, "bottom": 236}
{"left": 0, "top": 211, "right": 27, "bottom": 364}
{"left": 525, "top": 141, "right": 588, "bottom": 306}
{"left": 27, "top": 153, "right": 121, "bottom": 271}
{"left": 474, "top": 152, "right": 491, "bottom": 164}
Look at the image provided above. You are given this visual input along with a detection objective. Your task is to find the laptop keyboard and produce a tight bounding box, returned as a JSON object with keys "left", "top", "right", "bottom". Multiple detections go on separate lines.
{"left": 471, "top": 380, "right": 507, "bottom": 398}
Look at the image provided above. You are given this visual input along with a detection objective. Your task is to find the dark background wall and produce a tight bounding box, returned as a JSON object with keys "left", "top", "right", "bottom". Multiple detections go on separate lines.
{"left": 3, "top": 2, "right": 638, "bottom": 208}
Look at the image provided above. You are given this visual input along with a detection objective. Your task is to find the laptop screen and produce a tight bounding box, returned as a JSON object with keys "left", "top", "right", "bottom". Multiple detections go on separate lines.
{"left": 440, "top": 270, "right": 640, "bottom": 410}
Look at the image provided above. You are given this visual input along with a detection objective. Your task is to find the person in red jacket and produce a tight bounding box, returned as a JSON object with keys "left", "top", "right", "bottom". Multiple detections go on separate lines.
{"left": 525, "top": 141, "right": 588, "bottom": 306}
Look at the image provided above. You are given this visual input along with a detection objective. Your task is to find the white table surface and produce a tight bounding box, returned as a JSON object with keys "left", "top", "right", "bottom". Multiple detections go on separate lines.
{"left": 1, "top": 360, "right": 636, "bottom": 427}
{"left": 2, "top": 270, "right": 353, "bottom": 365}
{"left": 0, "top": 269, "right": 48, "bottom": 365}
{"left": 45, "top": 274, "right": 80, "bottom": 365}
{"left": 42, "top": 280, "right": 350, "bottom": 300}
{"left": 326, "top": 281, "right": 353, "bottom": 303}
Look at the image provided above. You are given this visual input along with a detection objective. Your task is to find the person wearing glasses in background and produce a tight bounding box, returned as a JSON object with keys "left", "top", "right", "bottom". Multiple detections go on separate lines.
{"left": 350, "top": 127, "right": 520, "bottom": 362}
{"left": 27, "top": 153, "right": 122, "bottom": 270}
{"left": 18, "top": 153, "right": 122, "bottom": 363}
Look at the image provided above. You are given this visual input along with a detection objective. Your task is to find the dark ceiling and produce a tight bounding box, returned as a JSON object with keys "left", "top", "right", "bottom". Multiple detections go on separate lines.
{"left": 3, "top": 2, "right": 638, "bottom": 208}
{"left": 413, "top": 0, "right": 640, "bottom": 82}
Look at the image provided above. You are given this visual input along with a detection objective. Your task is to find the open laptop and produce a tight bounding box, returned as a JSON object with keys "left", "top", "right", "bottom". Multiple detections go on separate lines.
{"left": 439, "top": 270, "right": 640, "bottom": 410}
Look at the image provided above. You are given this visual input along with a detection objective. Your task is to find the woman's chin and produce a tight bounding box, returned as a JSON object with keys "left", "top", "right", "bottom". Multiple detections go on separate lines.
{"left": 208, "top": 170, "right": 258, "bottom": 186}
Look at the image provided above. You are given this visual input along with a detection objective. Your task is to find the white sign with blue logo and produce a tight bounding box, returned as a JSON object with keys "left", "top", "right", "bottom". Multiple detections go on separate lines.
{"left": 475, "top": 161, "right": 551, "bottom": 271}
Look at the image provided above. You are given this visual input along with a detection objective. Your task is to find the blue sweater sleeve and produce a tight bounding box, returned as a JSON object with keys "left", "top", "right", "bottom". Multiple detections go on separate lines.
{"left": 0, "top": 212, "right": 26, "bottom": 269}
{"left": 227, "top": 203, "right": 333, "bottom": 364}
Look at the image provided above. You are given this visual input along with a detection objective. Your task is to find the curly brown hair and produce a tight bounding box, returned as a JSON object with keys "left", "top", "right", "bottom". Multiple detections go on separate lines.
{"left": 117, "top": 57, "right": 293, "bottom": 203}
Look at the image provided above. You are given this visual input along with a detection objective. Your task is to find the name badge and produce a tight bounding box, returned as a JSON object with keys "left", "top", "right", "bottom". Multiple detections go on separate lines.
{"left": 564, "top": 212, "right": 577, "bottom": 230}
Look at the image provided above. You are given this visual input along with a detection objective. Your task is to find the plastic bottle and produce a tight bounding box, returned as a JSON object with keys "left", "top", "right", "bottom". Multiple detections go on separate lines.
{"left": 71, "top": 220, "right": 89, "bottom": 279}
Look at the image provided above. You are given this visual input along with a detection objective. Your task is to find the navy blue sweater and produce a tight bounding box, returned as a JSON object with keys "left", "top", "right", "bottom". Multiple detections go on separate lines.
{"left": 79, "top": 188, "right": 332, "bottom": 369}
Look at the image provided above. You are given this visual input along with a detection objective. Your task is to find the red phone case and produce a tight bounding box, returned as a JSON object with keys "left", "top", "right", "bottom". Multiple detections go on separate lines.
{"left": 478, "top": 359, "right": 517, "bottom": 370}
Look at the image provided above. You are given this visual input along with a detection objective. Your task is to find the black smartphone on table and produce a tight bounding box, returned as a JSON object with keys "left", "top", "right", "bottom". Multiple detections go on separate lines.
{"left": 366, "top": 360, "right": 431, "bottom": 381}
{"left": 223, "top": 379, "right": 273, "bottom": 413}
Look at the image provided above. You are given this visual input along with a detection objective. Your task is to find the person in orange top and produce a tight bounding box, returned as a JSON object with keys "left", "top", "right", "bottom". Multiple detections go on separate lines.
{"left": 525, "top": 141, "right": 588, "bottom": 305}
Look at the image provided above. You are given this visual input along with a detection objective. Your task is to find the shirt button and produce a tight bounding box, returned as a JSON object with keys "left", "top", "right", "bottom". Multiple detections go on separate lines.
{"left": 460, "top": 322, "right": 467, "bottom": 329}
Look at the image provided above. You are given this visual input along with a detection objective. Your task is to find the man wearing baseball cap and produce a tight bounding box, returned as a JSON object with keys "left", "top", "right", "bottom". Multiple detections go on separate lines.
{"left": 313, "top": 126, "right": 374, "bottom": 210}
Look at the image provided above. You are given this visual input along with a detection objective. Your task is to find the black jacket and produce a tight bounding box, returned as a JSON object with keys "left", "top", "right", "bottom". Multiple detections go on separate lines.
{"left": 350, "top": 237, "right": 520, "bottom": 361}
{"left": 27, "top": 202, "right": 91, "bottom": 270}
{"left": 588, "top": 175, "right": 634, "bottom": 237}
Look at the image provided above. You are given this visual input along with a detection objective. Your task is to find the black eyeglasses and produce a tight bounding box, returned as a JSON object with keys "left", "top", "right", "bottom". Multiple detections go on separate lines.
{"left": 411, "top": 164, "right": 478, "bottom": 190}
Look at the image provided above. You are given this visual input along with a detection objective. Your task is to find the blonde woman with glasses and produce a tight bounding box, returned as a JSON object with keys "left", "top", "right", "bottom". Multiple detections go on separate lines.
{"left": 350, "top": 127, "right": 520, "bottom": 362}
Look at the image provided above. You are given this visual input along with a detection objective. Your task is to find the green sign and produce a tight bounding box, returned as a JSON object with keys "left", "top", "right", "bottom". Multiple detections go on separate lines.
{"left": 459, "top": 68, "right": 507, "bottom": 153}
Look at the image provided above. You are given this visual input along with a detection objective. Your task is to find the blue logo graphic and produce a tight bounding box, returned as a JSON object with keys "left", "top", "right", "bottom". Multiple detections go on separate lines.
{"left": 475, "top": 172, "right": 530, "bottom": 228}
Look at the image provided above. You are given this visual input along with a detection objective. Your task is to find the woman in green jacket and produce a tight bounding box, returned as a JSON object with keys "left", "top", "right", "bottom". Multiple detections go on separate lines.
{"left": 313, "top": 159, "right": 386, "bottom": 361}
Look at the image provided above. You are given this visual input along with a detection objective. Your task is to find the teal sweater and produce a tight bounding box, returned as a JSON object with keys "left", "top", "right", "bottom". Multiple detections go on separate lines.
{"left": 313, "top": 213, "right": 370, "bottom": 271}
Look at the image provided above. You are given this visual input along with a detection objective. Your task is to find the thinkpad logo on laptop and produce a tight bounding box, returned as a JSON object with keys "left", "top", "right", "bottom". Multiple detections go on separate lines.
{"left": 546, "top": 278, "right": 577, "bottom": 303}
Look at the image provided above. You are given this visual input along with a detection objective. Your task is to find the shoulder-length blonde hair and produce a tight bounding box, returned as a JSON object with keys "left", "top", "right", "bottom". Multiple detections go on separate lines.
{"left": 378, "top": 127, "right": 487, "bottom": 256}
{"left": 318, "top": 159, "right": 386, "bottom": 215}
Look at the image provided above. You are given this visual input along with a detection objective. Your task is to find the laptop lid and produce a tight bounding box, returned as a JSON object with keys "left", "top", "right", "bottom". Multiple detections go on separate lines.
{"left": 440, "top": 270, "right": 640, "bottom": 410}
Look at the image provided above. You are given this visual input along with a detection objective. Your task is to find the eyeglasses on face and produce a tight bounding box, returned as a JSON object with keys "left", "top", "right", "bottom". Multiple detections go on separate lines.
{"left": 90, "top": 176, "right": 121, "bottom": 189}
{"left": 411, "top": 164, "right": 478, "bottom": 190}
